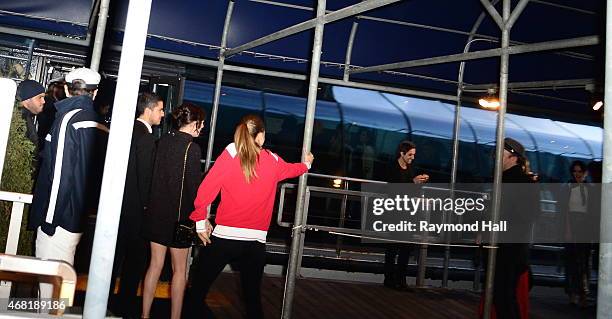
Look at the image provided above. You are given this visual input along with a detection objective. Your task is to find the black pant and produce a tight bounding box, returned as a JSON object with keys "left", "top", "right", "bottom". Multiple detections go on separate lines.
{"left": 110, "top": 231, "right": 149, "bottom": 317}
{"left": 564, "top": 243, "right": 590, "bottom": 296}
{"left": 384, "top": 244, "right": 410, "bottom": 282}
{"left": 490, "top": 243, "right": 529, "bottom": 319}
{"left": 187, "top": 237, "right": 266, "bottom": 319}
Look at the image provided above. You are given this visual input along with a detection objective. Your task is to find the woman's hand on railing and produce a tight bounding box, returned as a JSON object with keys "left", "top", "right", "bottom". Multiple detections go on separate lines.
{"left": 305, "top": 152, "right": 314, "bottom": 166}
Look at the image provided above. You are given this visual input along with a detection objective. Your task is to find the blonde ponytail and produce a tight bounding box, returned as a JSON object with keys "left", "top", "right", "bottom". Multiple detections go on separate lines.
{"left": 234, "top": 115, "right": 265, "bottom": 183}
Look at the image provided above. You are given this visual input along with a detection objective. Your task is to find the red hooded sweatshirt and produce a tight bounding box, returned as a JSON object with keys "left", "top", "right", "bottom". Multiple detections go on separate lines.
{"left": 190, "top": 143, "right": 308, "bottom": 243}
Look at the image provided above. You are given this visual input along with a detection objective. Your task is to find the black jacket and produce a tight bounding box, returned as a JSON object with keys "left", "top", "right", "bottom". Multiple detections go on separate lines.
{"left": 29, "top": 95, "right": 108, "bottom": 235}
{"left": 500, "top": 165, "right": 540, "bottom": 248}
{"left": 141, "top": 131, "right": 202, "bottom": 245}
{"left": 500, "top": 164, "right": 539, "bottom": 243}
{"left": 119, "top": 120, "right": 156, "bottom": 233}
{"left": 20, "top": 107, "right": 38, "bottom": 150}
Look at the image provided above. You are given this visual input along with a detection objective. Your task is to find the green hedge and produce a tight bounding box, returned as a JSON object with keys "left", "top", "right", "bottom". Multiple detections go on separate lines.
{"left": 0, "top": 102, "right": 35, "bottom": 256}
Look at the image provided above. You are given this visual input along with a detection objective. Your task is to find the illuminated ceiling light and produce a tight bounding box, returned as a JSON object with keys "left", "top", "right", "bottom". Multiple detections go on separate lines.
{"left": 332, "top": 179, "right": 342, "bottom": 188}
{"left": 479, "top": 88, "right": 500, "bottom": 110}
{"left": 478, "top": 98, "right": 500, "bottom": 109}
{"left": 593, "top": 101, "right": 603, "bottom": 111}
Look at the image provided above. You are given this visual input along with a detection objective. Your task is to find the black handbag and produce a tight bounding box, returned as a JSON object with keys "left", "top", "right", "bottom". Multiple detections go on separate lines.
{"left": 173, "top": 142, "right": 196, "bottom": 246}
{"left": 174, "top": 219, "right": 195, "bottom": 246}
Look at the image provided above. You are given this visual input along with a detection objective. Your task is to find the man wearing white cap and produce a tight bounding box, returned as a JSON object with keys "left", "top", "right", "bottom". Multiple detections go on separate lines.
{"left": 29, "top": 67, "right": 109, "bottom": 300}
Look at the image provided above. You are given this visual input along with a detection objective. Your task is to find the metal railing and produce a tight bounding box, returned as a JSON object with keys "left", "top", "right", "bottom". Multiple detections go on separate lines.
{"left": 275, "top": 176, "right": 563, "bottom": 289}
{"left": 275, "top": 179, "right": 491, "bottom": 286}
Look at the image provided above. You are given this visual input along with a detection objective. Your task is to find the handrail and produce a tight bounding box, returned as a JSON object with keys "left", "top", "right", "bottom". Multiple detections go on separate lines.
{"left": 276, "top": 183, "right": 560, "bottom": 244}
{"left": 421, "top": 185, "right": 489, "bottom": 198}
{"left": 0, "top": 191, "right": 33, "bottom": 203}
{"left": 0, "top": 191, "right": 33, "bottom": 255}
{"left": 306, "top": 172, "right": 387, "bottom": 184}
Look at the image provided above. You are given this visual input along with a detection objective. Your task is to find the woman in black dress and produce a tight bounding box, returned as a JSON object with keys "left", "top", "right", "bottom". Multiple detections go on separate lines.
{"left": 141, "top": 103, "right": 205, "bottom": 319}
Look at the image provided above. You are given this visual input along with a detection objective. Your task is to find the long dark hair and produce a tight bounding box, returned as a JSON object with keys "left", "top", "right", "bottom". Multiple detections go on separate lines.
{"left": 234, "top": 114, "right": 265, "bottom": 183}
{"left": 569, "top": 160, "right": 587, "bottom": 182}
{"left": 172, "top": 103, "right": 205, "bottom": 130}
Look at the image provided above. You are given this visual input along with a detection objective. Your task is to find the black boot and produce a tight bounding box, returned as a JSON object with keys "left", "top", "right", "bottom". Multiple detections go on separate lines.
{"left": 394, "top": 265, "right": 408, "bottom": 290}
{"left": 384, "top": 272, "right": 396, "bottom": 288}
{"left": 395, "top": 273, "right": 408, "bottom": 290}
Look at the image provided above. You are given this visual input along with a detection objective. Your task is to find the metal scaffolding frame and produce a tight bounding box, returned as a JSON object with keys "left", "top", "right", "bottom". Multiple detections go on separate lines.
{"left": 0, "top": 6, "right": 596, "bottom": 104}
{"left": 224, "top": 0, "right": 400, "bottom": 58}
{"left": 89, "top": 0, "right": 111, "bottom": 71}
{"left": 349, "top": 35, "right": 598, "bottom": 74}
{"left": 447, "top": 0, "right": 500, "bottom": 287}
{"left": 0, "top": 0, "right": 608, "bottom": 317}
{"left": 281, "top": 1, "right": 325, "bottom": 316}
{"left": 205, "top": 0, "right": 235, "bottom": 173}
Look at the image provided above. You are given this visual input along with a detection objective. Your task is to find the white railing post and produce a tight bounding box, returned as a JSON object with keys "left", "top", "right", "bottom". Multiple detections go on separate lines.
{"left": 0, "top": 191, "right": 34, "bottom": 299}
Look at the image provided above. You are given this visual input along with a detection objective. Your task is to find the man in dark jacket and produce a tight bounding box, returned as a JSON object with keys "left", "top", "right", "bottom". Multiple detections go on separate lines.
{"left": 16, "top": 80, "right": 46, "bottom": 172}
{"left": 29, "top": 67, "right": 107, "bottom": 299}
{"left": 16, "top": 80, "right": 46, "bottom": 145}
{"left": 488, "top": 137, "right": 537, "bottom": 319}
{"left": 111, "top": 92, "right": 164, "bottom": 318}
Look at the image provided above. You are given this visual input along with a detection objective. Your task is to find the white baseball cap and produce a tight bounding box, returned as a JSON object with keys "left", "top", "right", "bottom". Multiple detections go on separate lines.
{"left": 65, "top": 67, "right": 101, "bottom": 89}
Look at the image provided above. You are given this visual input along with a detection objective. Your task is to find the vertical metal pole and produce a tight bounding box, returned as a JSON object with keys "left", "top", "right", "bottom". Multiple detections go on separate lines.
{"left": 343, "top": 22, "right": 359, "bottom": 82}
{"left": 483, "top": 0, "right": 510, "bottom": 317}
{"left": 89, "top": 0, "right": 110, "bottom": 72}
{"left": 282, "top": 1, "right": 326, "bottom": 317}
{"left": 416, "top": 244, "right": 428, "bottom": 287}
{"left": 205, "top": 0, "right": 235, "bottom": 174}
{"left": 597, "top": 1, "right": 612, "bottom": 317}
{"left": 452, "top": 39, "right": 498, "bottom": 291}
{"left": 24, "top": 39, "right": 35, "bottom": 79}
{"left": 446, "top": 38, "right": 474, "bottom": 288}
{"left": 449, "top": 0, "right": 499, "bottom": 287}
{"left": 295, "top": 190, "right": 311, "bottom": 277}
{"left": 83, "top": 0, "right": 153, "bottom": 316}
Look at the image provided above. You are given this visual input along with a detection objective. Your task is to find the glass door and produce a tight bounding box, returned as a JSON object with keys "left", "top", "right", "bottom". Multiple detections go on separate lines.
{"left": 149, "top": 76, "right": 184, "bottom": 137}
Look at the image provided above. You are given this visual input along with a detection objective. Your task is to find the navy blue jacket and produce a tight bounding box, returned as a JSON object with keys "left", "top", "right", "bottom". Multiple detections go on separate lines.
{"left": 29, "top": 95, "right": 109, "bottom": 235}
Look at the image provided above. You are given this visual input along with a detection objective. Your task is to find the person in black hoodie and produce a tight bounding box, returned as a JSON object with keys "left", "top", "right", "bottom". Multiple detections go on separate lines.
{"left": 29, "top": 67, "right": 107, "bottom": 300}
{"left": 484, "top": 137, "right": 538, "bottom": 319}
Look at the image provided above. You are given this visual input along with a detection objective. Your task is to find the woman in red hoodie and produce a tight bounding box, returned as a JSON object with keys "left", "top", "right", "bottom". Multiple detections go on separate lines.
{"left": 187, "top": 114, "right": 313, "bottom": 319}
